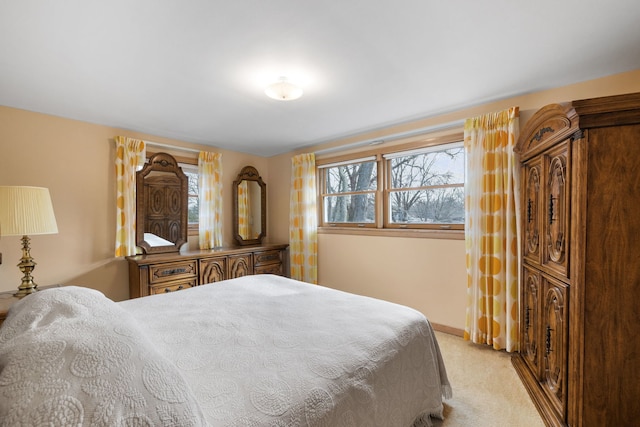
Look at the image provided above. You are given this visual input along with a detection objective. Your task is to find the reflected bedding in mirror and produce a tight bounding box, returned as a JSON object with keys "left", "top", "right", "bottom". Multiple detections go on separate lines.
{"left": 143, "top": 232, "right": 174, "bottom": 247}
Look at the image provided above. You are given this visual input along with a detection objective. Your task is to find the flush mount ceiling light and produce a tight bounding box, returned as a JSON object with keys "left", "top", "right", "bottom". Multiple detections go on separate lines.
{"left": 265, "top": 77, "right": 303, "bottom": 101}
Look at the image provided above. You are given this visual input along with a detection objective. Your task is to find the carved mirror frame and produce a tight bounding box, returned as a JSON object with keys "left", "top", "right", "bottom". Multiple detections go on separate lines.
{"left": 136, "top": 152, "right": 188, "bottom": 254}
{"left": 233, "top": 166, "right": 266, "bottom": 246}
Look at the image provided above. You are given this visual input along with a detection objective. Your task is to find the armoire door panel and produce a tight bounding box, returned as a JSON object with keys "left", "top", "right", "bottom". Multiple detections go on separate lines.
{"left": 522, "top": 266, "right": 541, "bottom": 378}
{"left": 543, "top": 142, "right": 570, "bottom": 279}
{"left": 523, "top": 159, "right": 543, "bottom": 266}
{"left": 542, "top": 276, "right": 568, "bottom": 420}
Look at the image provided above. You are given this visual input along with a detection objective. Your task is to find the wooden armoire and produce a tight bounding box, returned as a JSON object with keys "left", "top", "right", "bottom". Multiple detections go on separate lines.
{"left": 511, "top": 92, "right": 640, "bottom": 427}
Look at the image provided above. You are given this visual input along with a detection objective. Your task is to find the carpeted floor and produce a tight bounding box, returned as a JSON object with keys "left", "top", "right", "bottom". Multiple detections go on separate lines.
{"left": 432, "top": 331, "right": 545, "bottom": 427}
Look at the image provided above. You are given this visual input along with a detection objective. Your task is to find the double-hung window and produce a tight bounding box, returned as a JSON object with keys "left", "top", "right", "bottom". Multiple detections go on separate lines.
{"left": 180, "top": 163, "right": 199, "bottom": 230}
{"left": 319, "top": 157, "right": 378, "bottom": 227}
{"left": 384, "top": 142, "right": 464, "bottom": 230}
{"left": 318, "top": 136, "right": 465, "bottom": 233}
{"left": 172, "top": 162, "right": 199, "bottom": 235}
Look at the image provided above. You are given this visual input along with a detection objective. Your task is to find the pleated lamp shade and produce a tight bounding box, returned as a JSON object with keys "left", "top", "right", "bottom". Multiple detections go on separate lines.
{"left": 0, "top": 186, "right": 58, "bottom": 236}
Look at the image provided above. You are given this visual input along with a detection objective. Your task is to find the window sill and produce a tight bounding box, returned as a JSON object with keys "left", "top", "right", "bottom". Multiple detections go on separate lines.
{"left": 318, "top": 226, "right": 464, "bottom": 240}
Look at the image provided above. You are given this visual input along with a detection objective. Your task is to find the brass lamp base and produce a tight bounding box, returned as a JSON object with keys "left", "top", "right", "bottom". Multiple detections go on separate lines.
{"left": 14, "top": 235, "right": 39, "bottom": 298}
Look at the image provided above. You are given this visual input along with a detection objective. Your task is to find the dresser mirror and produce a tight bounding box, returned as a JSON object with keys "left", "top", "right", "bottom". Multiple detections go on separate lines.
{"left": 233, "top": 166, "right": 266, "bottom": 246}
{"left": 136, "top": 152, "right": 188, "bottom": 254}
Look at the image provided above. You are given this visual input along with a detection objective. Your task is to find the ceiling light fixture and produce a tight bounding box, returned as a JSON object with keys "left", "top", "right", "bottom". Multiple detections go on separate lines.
{"left": 265, "top": 77, "right": 303, "bottom": 101}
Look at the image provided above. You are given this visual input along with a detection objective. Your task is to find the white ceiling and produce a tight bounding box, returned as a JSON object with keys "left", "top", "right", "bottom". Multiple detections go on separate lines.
{"left": 1, "top": 1, "right": 639, "bottom": 157}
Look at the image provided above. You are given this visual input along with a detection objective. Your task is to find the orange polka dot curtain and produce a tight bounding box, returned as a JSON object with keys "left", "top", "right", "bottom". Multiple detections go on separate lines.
{"left": 463, "top": 107, "right": 521, "bottom": 352}
{"left": 198, "top": 151, "right": 223, "bottom": 249}
{"left": 114, "top": 136, "right": 146, "bottom": 257}
{"left": 237, "top": 180, "right": 250, "bottom": 238}
{"left": 289, "top": 153, "right": 318, "bottom": 283}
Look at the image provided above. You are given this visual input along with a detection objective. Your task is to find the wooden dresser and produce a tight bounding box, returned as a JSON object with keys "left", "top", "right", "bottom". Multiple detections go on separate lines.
{"left": 512, "top": 92, "right": 640, "bottom": 426}
{"left": 126, "top": 243, "right": 289, "bottom": 298}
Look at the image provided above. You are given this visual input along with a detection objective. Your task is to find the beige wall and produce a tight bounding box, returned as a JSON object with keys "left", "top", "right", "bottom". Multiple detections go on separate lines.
{"left": 267, "top": 69, "right": 640, "bottom": 332}
{"left": 1, "top": 70, "right": 639, "bottom": 330}
{"left": 0, "top": 108, "right": 265, "bottom": 300}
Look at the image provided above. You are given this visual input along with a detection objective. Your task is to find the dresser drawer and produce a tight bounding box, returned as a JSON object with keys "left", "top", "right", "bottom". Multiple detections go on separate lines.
{"left": 150, "top": 279, "right": 198, "bottom": 295}
{"left": 149, "top": 261, "right": 197, "bottom": 285}
{"left": 255, "top": 263, "right": 283, "bottom": 275}
{"left": 254, "top": 250, "right": 282, "bottom": 266}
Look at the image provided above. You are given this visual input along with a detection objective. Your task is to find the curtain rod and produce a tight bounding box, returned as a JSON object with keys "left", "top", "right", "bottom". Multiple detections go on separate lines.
{"left": 144, "top": 139, "right": 202, "bottom": 154}
{"left": 313, "top": 119, "right": 465, "bottom": 156}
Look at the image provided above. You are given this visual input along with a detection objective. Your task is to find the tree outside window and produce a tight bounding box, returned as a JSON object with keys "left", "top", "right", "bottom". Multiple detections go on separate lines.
{"left": 180, "top": 164, "right": 199, "bottom": 230}
{"left": 322, "top": 158, "right": 377, "bottom": 225}
{"left": 318, "top": 140, "right": 465, "bottom": 231}
{"left": 386, "top": 144, "right": 464, "bottom": 227}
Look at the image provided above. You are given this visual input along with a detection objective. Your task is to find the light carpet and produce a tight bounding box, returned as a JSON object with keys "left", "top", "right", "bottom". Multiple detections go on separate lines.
{"left": 433, "top": 331, "right": 545, "bottom": 427}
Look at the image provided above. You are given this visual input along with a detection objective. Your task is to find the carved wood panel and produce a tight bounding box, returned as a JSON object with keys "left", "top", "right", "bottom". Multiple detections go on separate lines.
{"left": 145, "top": 180, "right": 184, "bottom": 243}
{"left": 200, "top": 257, "right": 226, "bottom": 284}
{"left": 543, "top": 142, "right": 569, "bottom": 278}
{"left": 524, "top": 160, "right": 542, "bottom": 265}
{"left": 522, "top": 266, "right": 541, "bottom": 379}
{"left": 228, "top": 254, "right": 253, "bottom": 279}
{"left": 546, "top": 158, "right": 566, "bottom": 261}
{"left": 542, "top": 277, "right": 568, "bottom": 419}
{"left": 136, "top": 152, "right": 188, "bottom": 254}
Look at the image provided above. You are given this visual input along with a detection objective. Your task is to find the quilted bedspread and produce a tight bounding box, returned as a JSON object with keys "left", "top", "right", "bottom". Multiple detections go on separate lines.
{"left": 0, "top": 275, "right": 451, "bottom": 426}
{"left": 0, "top": 286, "right": 207, "bottom": 426}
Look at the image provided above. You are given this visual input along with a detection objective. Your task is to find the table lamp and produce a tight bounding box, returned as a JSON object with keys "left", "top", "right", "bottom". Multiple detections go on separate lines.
{"left": 0, "top": 186, "right": 58, "bottom": 297}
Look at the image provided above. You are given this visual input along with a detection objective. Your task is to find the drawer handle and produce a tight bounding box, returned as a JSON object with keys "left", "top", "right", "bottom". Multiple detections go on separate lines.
{"left": 545, "top": 325, "right": 553, "bottom": 355}
{"left": 164, "top": 285, "right": 184, "bottom": 293}
{"left": 162, "top": 268, "right": 187, "bottom": 275}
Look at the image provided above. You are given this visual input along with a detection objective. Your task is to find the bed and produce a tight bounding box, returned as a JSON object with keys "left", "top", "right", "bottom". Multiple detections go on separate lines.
{"left": 0, "top": 274, "right": 451, "bottom": 426}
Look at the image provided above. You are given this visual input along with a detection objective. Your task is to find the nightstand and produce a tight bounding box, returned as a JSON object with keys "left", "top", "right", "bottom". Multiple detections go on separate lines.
{"left": 0, "top": 285, "right": 61, "bottom": 328}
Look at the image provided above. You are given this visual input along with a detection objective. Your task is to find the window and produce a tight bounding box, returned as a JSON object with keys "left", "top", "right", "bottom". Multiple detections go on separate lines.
{"left": 320, "top": 157, "right": 377, "bottom": 225}
{"left": 318, "top": 136, "right": 465, "bottom": 233}
{"left": 385, "top": 143, "right": 464, "bottom": 229}
{"left": 180, "top": 163, "right": 200, "bottom": 232}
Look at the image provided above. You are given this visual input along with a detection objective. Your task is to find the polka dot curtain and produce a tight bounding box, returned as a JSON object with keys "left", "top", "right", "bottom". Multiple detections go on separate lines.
{"left": 198, "top": 151, "right": 223, "bottom": 249}
{"left": 114, "top": 136, "right": 146, "bottom": 257}
{"left": 237, "top": 180, "right": 250, "bottom": 238}
{"left": 463, "top": 107, "right": 521, "bottom": 352}
{"left": 289, "top": 153, "right": 318, "bottom": 283}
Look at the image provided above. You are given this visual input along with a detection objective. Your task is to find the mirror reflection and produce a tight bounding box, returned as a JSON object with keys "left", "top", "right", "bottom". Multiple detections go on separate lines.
{"left": 136, "top": 153, "right": 188, "bottom": 254}
{"left": 237, "top": 180, "right": 262, "bottom": 240}
{"left": 233, "top": 166, "right": 266, "bottom": 246}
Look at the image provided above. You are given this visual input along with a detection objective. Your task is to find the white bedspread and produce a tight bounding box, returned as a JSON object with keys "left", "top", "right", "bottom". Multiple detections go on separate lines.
{"left": 0, "top": 275, "right": 451, "bottom": 427}
{"left": 121, "top": 274, "right": 451, "bottom": 427}
{"left": 0, "top": 286, "right": 207, "bottom": 426}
